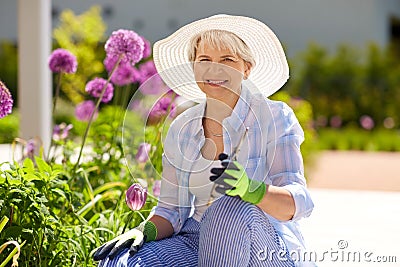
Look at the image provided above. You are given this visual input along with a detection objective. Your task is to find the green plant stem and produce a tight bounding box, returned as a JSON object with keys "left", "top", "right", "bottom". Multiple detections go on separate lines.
{"left": 122, "top": 84, "right": 131, "bottom": 109}
{"left": 0, "top": 240, "right": 25, "bottom": 267}
{"left": 47, "top": 73, "right": 63, "bottom": 162}
{"left": 52, "top": 73, "right": 63, "bottom": 121}
{"left": 0, "top": 216, "right": 8, "bottom": 233}
{"left": 73, "top": 55, "right": 122, "bottom": 171}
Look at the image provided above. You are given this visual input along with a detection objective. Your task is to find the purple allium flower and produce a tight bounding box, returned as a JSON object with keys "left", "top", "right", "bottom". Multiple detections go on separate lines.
{"left": 149, "top": 96, "right": 176, "bottom": 119}
{"left": 110, "top": 62, "right": 136, "bottom": 86}
{"left": 135, "top": 142, "right": 151, "bottom": 163}
{"left": 53, "top": 123, "right": 73, "bottom": 141}
{"left": 137, "top": 61, "right": 158, "bottom": 84}
{"left": 383, "top": 117, "right": 395, "bottom": 129}
{"left": 0, "top": 81, "right": 13, "bottom": 119}
{"left": 141, "top": 36, "right": 151, "bottom": 59}
{"left": 136, "top": 61, "right": 165, "bottom": 95}
{"left": 360, "top": 115, "right": 374, "bottom": 130}
{"left": 139, "top": 74, "right": 164, "bottom": 95}
{"left": 126, "top": 183, "right": 147, "bottom": 211}
{"left": 103, "top": 55, "right": 119, "bottom": 73}
{"left": 48, "top": 48, "right": 77, "bottom": 74}
{"left": 330, "top": 115, "right": 342, "bottom": 128}
{"left": 131, "top": 67, "right": 142, "bottom": 83}
{"left": 315, "top": 115, "right": 328, "bottom": 128}
{"left": 105, "top": 29, "right": 144, "bottom": 66}
{"left": 75, "top": 100, "right": 98, "bottom": 121}
{"left": 85, "top": 77, "right": 114, "bottom": 103}
{"left": 152, "top": 180, "right": 161, "bottom": 198}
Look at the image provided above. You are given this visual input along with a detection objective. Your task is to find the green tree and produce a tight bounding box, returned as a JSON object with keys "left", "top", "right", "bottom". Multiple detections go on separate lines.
{"left": 53, "top": 6, "right": 107, "bottom": 104}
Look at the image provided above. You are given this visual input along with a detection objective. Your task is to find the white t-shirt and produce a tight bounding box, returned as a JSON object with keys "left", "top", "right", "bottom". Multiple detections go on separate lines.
{"left": 189, "top": 156, "right": 223, "bottom": 221}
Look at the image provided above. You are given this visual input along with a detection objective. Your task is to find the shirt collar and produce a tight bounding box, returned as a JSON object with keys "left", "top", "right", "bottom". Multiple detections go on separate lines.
{"left": 224, "top": 86, "right": 252, "bottom": 131}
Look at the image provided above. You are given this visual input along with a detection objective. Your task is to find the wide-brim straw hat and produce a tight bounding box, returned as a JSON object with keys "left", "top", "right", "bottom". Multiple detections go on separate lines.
{"left": 153, "top": 14, "right": 289, "bottom": 102}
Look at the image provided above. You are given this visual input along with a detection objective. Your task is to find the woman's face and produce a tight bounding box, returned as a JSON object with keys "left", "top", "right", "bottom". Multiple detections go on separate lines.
{"left": 193, "top": 42, "right": 251, "bottom": 100}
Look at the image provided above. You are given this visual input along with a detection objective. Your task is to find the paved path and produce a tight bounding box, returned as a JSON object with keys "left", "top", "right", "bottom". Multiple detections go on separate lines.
{"left": 302, "top": 151, "right": 400, "bottom": 266}
{"left": 300, "top": 189, "right": 400, "bottom": 267}
{"left": 306, "top": 151, "right": 400, "bottom": 191}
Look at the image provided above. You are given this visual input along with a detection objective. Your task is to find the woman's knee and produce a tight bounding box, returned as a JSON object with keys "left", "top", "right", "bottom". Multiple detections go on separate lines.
{"left": 201, "top": 195, "right": 260, "bottom": 228}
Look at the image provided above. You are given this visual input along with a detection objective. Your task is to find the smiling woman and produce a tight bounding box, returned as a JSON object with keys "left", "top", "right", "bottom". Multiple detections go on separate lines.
{"left": 96, "top": 14, "right": 315, "bottom": 267}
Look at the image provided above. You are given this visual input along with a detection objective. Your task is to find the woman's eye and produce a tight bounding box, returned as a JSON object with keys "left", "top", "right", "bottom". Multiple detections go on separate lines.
{"left": 223, "top": 58, "right": 235, "bottom": 62}
{"left": 199, "top": 59, "right": 210, "bottom": 62}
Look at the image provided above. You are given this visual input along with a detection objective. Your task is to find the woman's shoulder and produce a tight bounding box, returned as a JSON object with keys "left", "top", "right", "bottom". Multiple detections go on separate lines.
{"left": 249, "top": 92, "right": 295, "bottom": 118}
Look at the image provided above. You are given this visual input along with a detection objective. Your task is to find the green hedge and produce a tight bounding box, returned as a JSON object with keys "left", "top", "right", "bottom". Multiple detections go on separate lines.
{"left": 284, "top": 43, "right": 400, "bottom": 130}
{"left": 317, "top": 127, "right": 400, "bottom": 151}
{"left": 0, "top": 111, "right": 18, "bottom": 144}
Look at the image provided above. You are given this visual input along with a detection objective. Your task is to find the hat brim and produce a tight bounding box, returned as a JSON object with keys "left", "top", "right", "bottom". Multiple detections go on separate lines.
{"left": 153, "top": 14, "right": 289, "bottom": 103}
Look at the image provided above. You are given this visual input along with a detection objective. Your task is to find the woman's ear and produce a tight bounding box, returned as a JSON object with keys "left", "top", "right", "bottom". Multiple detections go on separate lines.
{"left": 244, "top": 62, "right": 252, "bottom": 80}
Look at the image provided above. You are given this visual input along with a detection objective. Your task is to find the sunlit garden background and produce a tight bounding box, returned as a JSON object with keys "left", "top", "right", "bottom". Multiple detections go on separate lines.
{"left": 1, "top": 4, "right": 400, "bottom": 267}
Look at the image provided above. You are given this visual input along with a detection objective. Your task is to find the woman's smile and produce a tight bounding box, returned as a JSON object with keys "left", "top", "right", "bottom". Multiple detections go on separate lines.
{"left": 204, "top": 79, "right": 229, "bottom": 87}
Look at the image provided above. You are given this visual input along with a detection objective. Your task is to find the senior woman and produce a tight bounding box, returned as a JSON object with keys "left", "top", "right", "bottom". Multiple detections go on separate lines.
{"left": 94, "top": 14, "right": 315, "bottom": 267}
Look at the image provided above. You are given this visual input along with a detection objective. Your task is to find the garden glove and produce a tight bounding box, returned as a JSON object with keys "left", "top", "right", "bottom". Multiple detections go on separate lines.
{"left": 210, "top": 153, "right": 266, "bottom": 204}
{"left": 93, "top": 220, "right": 157, "bottom": 261}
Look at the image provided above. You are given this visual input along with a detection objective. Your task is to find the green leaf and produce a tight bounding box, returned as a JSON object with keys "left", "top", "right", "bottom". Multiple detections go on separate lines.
{"left": 2, "top": 225, "right": 23, "bottom": 239}
{"left": 23, "top": 158, "right": 35, "bottom": 172}
{"left": 48, "top": 169, "right": 63, "bottom": 181}
{"left": 51, "top": 188, "right": 68, "bottom": 200}
{"left": 93, "top": 181, "right": 126, "bottom": 195}
{"left": 24, "top": 173, "right": 41, "bottom": 182}
{"left": 6, "top": 172, "right": 22, "bottom": 185}
{"left": 35, "top": 156, "right": 52, "bottom": 176}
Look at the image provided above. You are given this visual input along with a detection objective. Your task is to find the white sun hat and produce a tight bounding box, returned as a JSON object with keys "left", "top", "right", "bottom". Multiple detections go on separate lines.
{"left": 153, "top": 14, "right": 289, "bottom": 103}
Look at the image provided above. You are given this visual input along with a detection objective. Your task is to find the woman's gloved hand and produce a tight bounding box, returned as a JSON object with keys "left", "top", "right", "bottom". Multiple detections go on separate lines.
{"left": 93, "top": 220, "right": 157, "bottom": 261}
{"left": 210, "top": 153, "right": 266, "bottom": 204}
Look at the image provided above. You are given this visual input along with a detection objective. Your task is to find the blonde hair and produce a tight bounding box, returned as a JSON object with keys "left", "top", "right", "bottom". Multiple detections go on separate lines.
{"left": 188, "top": 29, "right": 256, "bottom": 68}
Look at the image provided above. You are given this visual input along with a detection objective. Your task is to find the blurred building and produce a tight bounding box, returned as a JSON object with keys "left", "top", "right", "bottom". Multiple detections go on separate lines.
{"left": 1, "top": 0, "right": 400, "bottom": 57}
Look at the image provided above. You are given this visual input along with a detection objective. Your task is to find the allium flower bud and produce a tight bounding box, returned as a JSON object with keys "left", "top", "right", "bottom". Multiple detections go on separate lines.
{"left": 135, "top": 143, "right": 151, "bottom": 163}
{"left": 126, "top": 183, "right": 147, "bottom": 211}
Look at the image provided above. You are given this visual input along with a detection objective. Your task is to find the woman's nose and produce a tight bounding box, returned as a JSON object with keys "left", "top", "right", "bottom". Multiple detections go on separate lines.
{"left": 207, "top": 62, "right": 224, "bottom": 73}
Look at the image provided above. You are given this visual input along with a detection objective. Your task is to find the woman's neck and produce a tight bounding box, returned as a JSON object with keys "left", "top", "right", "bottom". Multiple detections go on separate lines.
{"left": 205, "top": 90, "right": 240, "bottom": 122}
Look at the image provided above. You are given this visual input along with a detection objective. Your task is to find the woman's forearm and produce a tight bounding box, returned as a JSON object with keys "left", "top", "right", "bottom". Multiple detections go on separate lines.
{"left": 256, "top": 185, "right": 295, "bottom": 221}
{"left": 149, "top": 215, "right": 174, "bottom": 240}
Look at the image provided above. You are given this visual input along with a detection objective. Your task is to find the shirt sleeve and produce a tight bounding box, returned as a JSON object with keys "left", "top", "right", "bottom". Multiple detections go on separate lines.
{"left": 153, "top": 126, "right": 181, "bottom": 233}
{"left": 266, "top": 101, "right": 314, "bottom": 221}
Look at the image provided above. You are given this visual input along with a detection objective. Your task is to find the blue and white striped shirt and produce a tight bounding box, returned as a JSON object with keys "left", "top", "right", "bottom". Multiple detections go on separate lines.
{"left": 154, "top": 86, "right": 314, "bottom": 253}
